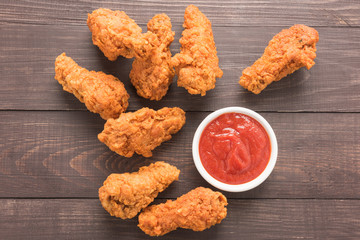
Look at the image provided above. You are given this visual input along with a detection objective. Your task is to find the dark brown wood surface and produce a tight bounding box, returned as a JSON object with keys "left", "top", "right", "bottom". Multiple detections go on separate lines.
{"left": 0, "top": 0, "right": 359, "bottom": 239}
{"left": 1, "top": 24, "right": 360, "bottom": 112}
{"left": 1, "top": 199, "right": 359, "bottom": 239}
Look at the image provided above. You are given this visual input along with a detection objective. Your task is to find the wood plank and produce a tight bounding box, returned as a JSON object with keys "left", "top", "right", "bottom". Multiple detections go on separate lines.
{"left": 0, "top": 199, "right": 358, "bottom": 239}
{"left": 0, "top": 24, "right": 359, "bottom": 112}
{"left": 0, "top": 0, "right": 359, "bottom": 27}
{"left": 0, "top": 111, "right": 359, "bottom": 199}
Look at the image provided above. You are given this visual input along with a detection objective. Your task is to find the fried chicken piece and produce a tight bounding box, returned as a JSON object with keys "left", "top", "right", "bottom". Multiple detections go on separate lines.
{"left": 171, "top": 5, "right": 223, "bottom": 96}
{"left": 54, "top": 53, "right": 129, "bottom": 120}
{"left": 138, "top": 187, "right": 228, "bottom": 236}
{"left": 99, "top": 161, "right": 180, "bottom": 219}
{"left": 129, "top": 14, "right": 175, "bottom": 100}
{"left": 87, "top": 8, "right": 156, "bottom": 61}
{"left": 239, "top": 24, "right": 319, "bottom": 94}
{"left": 98, "top": 107, "right": 186, "bottom": 157}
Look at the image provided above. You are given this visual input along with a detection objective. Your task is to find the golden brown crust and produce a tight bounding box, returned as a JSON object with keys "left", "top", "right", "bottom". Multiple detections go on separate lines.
{"left": 171, "top": 5, "right": 223, "bottom": 96}
{"left": 87, "top": 8, "right": 155, "bottom": 61}
{"left": 130, "top": 14, "right": 175, "bottom": 100}
{"left": 54, "top": 53, "right": 129, "bottom": 120}
{"left": 99, "top": 161, "right": 180, "bottom": 219}
{"left": 138, "top": 187, "right": 228, "bottom": 236}
{"left": 239, "top": 24, "right": 319, "bottom": 94}
{"left": 98, "top": 107, "right": 186, "bottom": 158}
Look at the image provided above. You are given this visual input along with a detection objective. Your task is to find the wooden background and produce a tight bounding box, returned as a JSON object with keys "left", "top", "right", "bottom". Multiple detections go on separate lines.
{"left": 1, "top": 0, "right": 359, "bottom": 239}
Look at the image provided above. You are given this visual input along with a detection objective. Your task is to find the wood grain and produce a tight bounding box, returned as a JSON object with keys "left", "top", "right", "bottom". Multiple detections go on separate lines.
{"left": 0, "top": 24, "right": 359, "bottom": 112}
{"left": 0, "top": 0, "right": 359, "bottom": 27}
{"left": 1, "top": 0, "right": 360, "bottom": 239}
{"left": 1, "top": 111, "right": 359, "bottom": 199}
{"left": 0, "top": 199, "right": 359, "bottom": 239}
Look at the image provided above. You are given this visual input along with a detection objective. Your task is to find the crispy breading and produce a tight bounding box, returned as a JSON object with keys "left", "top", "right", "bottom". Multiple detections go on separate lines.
{"left": 171, "top": 5, "right": 223, "bottom": 96}
{"left": 54, "top": 53, "right": 129, "bottom": 120}
{"left": 239, "top": 24, "right": 319, "bottom": 94}
{"left": 99, "top": 161, "right": 180, "bottom": 219}
{"left": 138, "top": 187, "right": 228, "bottom": 236}
{"left": 87, "top": 8, "right": 156, "bottom": 61}
{"left": 98, "top": 107, "right": 186, "bottom": 158}
{"left": 129, "top": 14, "right": 175, "bottom": 100}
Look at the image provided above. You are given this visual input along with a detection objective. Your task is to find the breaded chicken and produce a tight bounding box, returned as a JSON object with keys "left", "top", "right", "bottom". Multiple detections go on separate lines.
{"left": 138, "top": 187, "right": 228, "bottom": 236}
{"left": 239, "top": 24, "right": 319, "bottom": 94}
{"left": 99, "top": 161, "right": 180, "bottom": 219}
{"left": 54, "top": 53, "right": 129, "bottom": 120}
{"left": 129, "top": 14, "right": 175, "bottom": 100}
{"left": 172, "top": 5, "right": 223, "bottom": 96}
{"left": 87, "top": 8, "right": 156, "bottom": 61}
{"left": 98, "top": 107, "right": 186, "bottom": 157}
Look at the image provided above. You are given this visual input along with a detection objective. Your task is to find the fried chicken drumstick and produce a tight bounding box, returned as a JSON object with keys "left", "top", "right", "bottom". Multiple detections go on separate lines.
{"left": 138, "top": 187, "right": 228, "bottom": 236}
{"left": 98, "top": 107, "right": 186, "bottom": 158}
{"left": 87, "top": 8, "right": 156, "bottom": 61}
{"left": 239, "top": 24, "right": 319, "bottom": 94}
{"left": 54, "top": 53, "right": 129, "bottom": 120}
{"left": 99, "top": 161, "right": 180, "bottom": 219}
{"left": 88, "top": 9, "right": 175, "bottom": 100}
{"left": 129, "top": 14, "right": 175, "bottom": 100}
{"left": 172, "top": 5, "right": 223, "bottom": 96}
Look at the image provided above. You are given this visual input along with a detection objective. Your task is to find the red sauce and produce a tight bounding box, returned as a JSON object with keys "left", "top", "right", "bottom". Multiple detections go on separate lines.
{"left": 199, "top": 112, "right": 271, "bottom": 184}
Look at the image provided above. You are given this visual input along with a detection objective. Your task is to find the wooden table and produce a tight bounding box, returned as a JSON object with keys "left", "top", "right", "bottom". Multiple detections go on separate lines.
{"left": 1, "top": 1, "right": 359, "bottom": 239}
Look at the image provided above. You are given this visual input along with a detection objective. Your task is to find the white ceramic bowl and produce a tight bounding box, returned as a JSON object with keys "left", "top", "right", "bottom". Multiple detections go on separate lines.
{"left": 192, "top": 107, "right": 278, "bottom": 192}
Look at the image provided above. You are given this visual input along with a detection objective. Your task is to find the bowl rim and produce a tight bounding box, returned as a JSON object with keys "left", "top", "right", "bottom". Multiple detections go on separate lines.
{"left": 192, "top": 106, "right": 278, "bottom": 192}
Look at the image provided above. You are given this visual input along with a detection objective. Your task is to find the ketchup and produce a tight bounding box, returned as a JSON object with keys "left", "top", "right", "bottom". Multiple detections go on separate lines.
{"left": 199, "top": 112, "right": 271, "bottom": 184}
